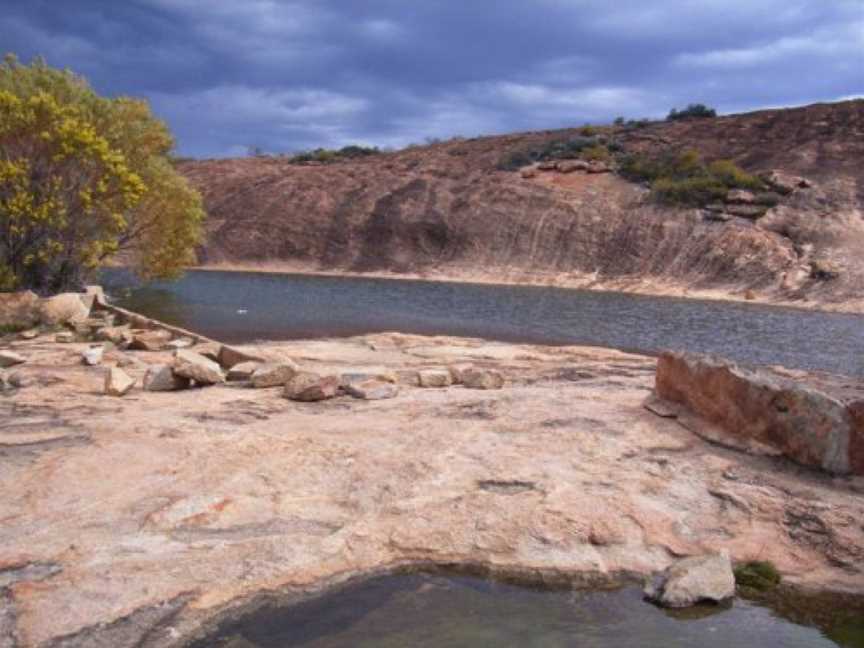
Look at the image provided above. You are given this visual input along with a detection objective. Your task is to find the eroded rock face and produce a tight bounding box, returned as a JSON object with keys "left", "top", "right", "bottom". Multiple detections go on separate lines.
{"left": 655, "top": 352, "right": 863, "bottom": 475}
{"left": 644, "top": 552, "right": 735, "bottom": 608}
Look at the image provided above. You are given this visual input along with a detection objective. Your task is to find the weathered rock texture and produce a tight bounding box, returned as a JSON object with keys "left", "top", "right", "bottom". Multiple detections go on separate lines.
{"left": 644, "top": 552, "right": 736, "bottom": 607}
{"left": 1, "top": 332, "right": 863, "bottom": 646}
{"left": 655, "top": 352, "right": 864, "bottom": 476}
{"left": 181, "top": 99, "right": 864, "bottom": 311}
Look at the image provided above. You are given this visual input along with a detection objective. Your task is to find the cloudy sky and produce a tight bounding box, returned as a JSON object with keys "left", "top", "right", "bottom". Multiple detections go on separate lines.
{"left": 3, "top": 1, "right": 862, "bottom": 157}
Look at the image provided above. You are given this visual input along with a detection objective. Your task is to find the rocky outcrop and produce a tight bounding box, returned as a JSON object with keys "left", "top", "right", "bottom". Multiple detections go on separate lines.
{"left": 644, "top": 552, "right": 736, "bottom": 608}
{"left": 654, "top": 352, "right": 864, "bottom": 475}
{"left": 180, "top": 99, "right": 864, "bottom": 311}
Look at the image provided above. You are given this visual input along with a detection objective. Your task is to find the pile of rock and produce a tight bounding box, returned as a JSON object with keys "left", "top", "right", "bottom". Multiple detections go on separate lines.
{"left": 702, "top": 170, "right": 811, "bottom": 223}
{"left": 521, "top": 159, "right": 611, "bottom": 179}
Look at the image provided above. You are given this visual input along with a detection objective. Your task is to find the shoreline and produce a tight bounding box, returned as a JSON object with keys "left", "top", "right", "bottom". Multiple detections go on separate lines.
{"left": 193, "top": 262, "right": 864, "bottom": 317}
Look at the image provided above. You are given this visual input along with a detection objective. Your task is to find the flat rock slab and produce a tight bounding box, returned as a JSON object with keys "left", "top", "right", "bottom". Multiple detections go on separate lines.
{"left": 1, "top": 333, "right": 863, "bottom": 647}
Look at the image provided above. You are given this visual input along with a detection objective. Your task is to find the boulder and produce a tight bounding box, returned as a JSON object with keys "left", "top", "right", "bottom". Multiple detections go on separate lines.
{"left": 129, "top": 329, "right": 173, "bottom": 352}
{"left": 0, "top": 290, "right": 40, "bottom": 328}
{"left": 18, "top": 329, "right": 39, "bottom": 340}
{"left": 83, "top": 285, "right": 106, "bottom": 308}
{"left": 284, "top": 372, "right": 340, "bottom": 402}
{"left": 0, "top": 350, "right": 25, "bottom": 368}
{"left": 519, "top": 167, "right": 537, "bottom": 179}
{"left": 537, "top": 160, "right": 558, "bottom": 171}
{"left": 104, "top": 367, "right": 135, "bottom": 396}
{"left": 144, "top": 364, "right": 191, "bottom": 392}
{"left": 703, "top": 210, "right": 732, "bottom": 222}
{"left": 556, "top": 160, "right": 589, "bottom": 173}
{"left": 227, "top": 361, "right": 260, "bottom": 382}
{"left": 250, "top": 361, "right": 298, "bottom": 388}
{"left": 173, "top": 349, "right": 225, "bottom": 385}
{"left": 96, "top": 326, "right": 133, "bottom": 347}
{"left": 725, "top": 189, "right": 755, "bottom": 204}
{"left": 759, "top": 170, "right": 810, "bottom": 195}
{"left": 418, "top": 369, "right": 453, "bottom": 388}
{"left": 40, "top": 293, "right": 90, "bottom": 326}
{"left": 55, "top": 331, "right": 75, "bottom": 343}
{"left": 655, "top": 351, "right": 863, "bottom": 475}
{"left": 345, "top": 379, "right": 399, "bottom": 400}
{"left": 81, "top": 346, "right": 104, "bottom": 366}
{"left": 218, "top": 345, "right": 265, "bottom": 369}
{"left": 463, "top": 368, "right": 505, "bottom": 390}
{"left": 447, "top": 363, "right": 474, "bottom": 385}
{"left": 644, "top": 552, "right": 735, "bottom": 608}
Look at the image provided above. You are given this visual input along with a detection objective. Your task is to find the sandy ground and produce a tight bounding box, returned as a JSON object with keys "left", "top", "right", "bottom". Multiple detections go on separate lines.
{"left": 194, "top": 262, "right": 864, "bottom": 316}
{"left": 1, "top": 332, "right": 863, "bottom": 646}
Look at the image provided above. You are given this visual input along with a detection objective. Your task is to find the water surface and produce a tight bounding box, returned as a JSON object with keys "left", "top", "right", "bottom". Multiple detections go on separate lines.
{"left": 102, "top": 269, "right": 864, "bottom": 377}
{"left": 192, "top": 574, "right": 864, "bottom": 648}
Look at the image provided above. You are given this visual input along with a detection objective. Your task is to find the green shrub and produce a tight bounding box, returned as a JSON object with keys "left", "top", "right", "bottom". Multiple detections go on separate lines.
{"left": 652, "top": 176, "right": 728, "bottom": 206}
{"left": 581, "top": 144, "right": 611, "bottom": 162}
{"left": 290, "top": 145, "right": 380, "bottom": 164}
{"left": 708, "top": 159, "right": 764, "bottom": 191}
{"left": 668, "top": 103, "right": 717, "bottom": 120}
{"left": 734, "top": 561, "right": 781, "bottom": 592}
{"left": 620, "top": 149, "right": 765, "bottom": 206}
{"left": 496, "top": 135, "right": 609, "bottom": 170}
{"left": 579, "top": 125, "right": 597, "bottom": 137}
{"left": 613, "top": 116, "right": 625, "bottom": 126}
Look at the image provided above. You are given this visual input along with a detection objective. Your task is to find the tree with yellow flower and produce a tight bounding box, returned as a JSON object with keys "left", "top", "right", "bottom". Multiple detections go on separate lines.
{"left": 0, "top": 54, "right": 203, "bottom": 293}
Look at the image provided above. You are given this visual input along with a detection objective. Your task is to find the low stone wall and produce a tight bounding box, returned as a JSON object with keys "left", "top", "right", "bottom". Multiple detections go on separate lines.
{"left": 654, "top": 351, "right": 864, "bottom": 476}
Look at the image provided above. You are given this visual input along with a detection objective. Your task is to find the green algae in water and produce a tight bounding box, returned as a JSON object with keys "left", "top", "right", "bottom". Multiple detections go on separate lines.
{"left": 734, "top": 560, "right": 782, "bottom": 592}
{"left": 196, "top": 574, "right": 864, "bottom": 648}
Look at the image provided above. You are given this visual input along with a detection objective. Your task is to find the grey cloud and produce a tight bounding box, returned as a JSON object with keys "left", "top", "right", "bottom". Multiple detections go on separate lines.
{"left": 1, "top": 0, "right": 861, "bottom": 156}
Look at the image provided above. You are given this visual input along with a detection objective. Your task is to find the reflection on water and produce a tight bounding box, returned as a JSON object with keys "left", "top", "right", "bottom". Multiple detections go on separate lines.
{"left": 101, "top": 269, "right": 864, "bottom": 377}
{"left": 191, "top": 574, "right": 864, "bottom": 648}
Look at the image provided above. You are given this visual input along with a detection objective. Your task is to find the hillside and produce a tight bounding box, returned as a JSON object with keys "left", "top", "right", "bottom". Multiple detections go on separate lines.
{"left": 179, "top": 99, "right": 864, "bottom": 311}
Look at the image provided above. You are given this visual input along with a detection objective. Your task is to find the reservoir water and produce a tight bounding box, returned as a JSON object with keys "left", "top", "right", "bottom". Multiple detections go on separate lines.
{"left": 192, "top": 574, "right": 864, "bottom": 648}
{"left": 103, "top": 269, "right": 864, "bottom": 377}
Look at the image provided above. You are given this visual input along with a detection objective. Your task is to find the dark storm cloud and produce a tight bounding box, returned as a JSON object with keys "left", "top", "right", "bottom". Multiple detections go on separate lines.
{"left": 2, "top": 0, "right": 861, "bottom": 157}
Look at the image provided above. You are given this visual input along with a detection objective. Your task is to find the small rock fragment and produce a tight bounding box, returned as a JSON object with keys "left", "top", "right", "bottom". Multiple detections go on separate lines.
{"left": 173, "top": 349, "right": 225, "bottom": 385}
{"left": 284, "top": 372, "right": 340, "bottom": 402}
{"left": 725, "top": 189, "right": 756, "bottom": 204}
{"left": 95, "top": 326, "right": 133, "bottom": 347}
{"left": 18, "top": 329, "right": 39, "bottom": 340}
{"left": 520, "top": 167, "right": 537, "bottom": 179}
{"left": 0, "top": 350, "right": 25, "bottom": 368}
{"left": 251, "top": 361, "right": 298, "bottom": 388}
{"left": 644, "top": 552, "right": 735, "bottom": 608}
{"left": 104, "top": 367, "right": 135, "bottom": 396}
{"left": 227, "top": 361, "right": 260, "bottom": 382}
{"left": 144, "top": 364, "right": 191, "bottom": 392}
{"left": 345, "top": 379, "right": 399, "bottom": 400}
{"left": 418, "top": 369, "right": 453, "bottom": 388}
{"left": 462, "top": 368, "right": 505, "bottom": 390}
{"left": 81, "top": 346, "right": 105, "bottom": 366}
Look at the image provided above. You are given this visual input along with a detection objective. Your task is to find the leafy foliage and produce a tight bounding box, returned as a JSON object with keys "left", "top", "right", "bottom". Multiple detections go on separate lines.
{"left": 289, "top": 145, "right": 380, "bottom": 164}
{"left": 497, "top": 135, "right": 611, "bottom": 171}
{"left": 667, "top": 103, "right": 717, "bottom": 121}
{"left": 0, "top": 54, "right": 203, "bottom": 292}
{"left": 619, "top": 148, "right": 765, "bottom": 206}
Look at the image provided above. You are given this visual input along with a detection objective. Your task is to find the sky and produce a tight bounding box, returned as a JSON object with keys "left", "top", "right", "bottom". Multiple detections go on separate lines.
{"left": 2, "top": 0, "right": 862, "bottom": 158}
